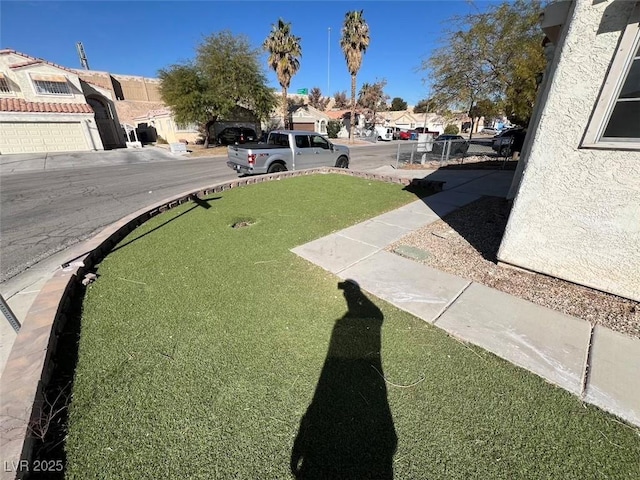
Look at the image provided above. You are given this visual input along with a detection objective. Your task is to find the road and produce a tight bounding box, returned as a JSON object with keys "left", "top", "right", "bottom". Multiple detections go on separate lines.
{"left": 0, "top": 143, "right": 401, "bottom": 282}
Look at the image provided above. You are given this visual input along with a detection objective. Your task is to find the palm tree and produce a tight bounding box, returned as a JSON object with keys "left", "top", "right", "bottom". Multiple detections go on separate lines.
{"left": 263, "top": 19, "right": 302, "bottom": 129}
{"left": 340, "top": 10, "right": 370, "bottom": 141}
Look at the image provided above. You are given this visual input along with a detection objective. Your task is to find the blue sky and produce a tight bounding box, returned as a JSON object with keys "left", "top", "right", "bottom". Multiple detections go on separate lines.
{"left": 1, "top": 0, "right": 497, "bottom": 106}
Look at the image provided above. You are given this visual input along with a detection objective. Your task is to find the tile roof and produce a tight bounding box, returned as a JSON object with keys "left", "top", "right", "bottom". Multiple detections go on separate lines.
{"left": 0, "top": 98, "right": 94, "bottom": 114}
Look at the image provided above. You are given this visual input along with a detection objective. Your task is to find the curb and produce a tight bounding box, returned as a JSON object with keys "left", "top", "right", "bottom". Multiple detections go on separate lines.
{"left": 0, "top": 167, "right": 443, "bottom": 479}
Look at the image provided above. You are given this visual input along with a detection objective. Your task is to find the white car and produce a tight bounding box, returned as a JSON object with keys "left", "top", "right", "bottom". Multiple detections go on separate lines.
{"left": 480, "top": 127, "right": 500, "bottom": 135}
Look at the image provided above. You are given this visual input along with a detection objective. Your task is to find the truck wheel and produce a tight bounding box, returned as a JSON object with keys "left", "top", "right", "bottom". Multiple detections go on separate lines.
{"left": 499, "top": 145, "right": 511, "bottom": 157}
{"left": 268, "top": 162, "right": 286, "bottom": 173}
{"left": 335, "top": 156, "right": 349, "bottom": 169}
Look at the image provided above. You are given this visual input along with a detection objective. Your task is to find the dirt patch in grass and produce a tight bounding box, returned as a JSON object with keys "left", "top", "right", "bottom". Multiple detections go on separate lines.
{"left": 185, "top": 144, "right": 228, "bottom": 157}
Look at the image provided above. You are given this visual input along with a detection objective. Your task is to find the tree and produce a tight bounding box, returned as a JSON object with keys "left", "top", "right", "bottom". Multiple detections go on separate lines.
{"left": 412, "top": 98, "right": 441, "bottom": 114}
{"left": 390, "top": 97, "right": 407, "bottom": 111}
{"left": 470, "top": 98, "right": 501, "bottom": 127}
{"left": 422, "top": 0, "right": 545, "bottom": 136}
{"left": 159, "top": 31, "right": 276, "bottom": 148}
{"left": 327, "top": 120, "right": 342, "bottom": 138}
{"left": 263, "top": 18, "right": 302, "bottom": 129}
{"left": 358, "top": 80, "right": 388, "bottom": 126}
{"left": 309, "top": 87, "right": 330, "bottom": 110}
{"left": 340, "top": 10, "right": 370, "bottom": 140}
{"left": 333, "top": 91, "right": 349, "bottom": 109}
{"left": 444, "top": 124, "right": 459, "bottom": 135}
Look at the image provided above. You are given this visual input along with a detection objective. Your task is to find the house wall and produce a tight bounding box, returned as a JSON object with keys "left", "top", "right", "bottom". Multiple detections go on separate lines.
{"left": 145, "top": 114, "right": 199, "bottom": 144}
{"left": 74, "top": 71, "right": 162, "bottom": 102}
{"left": 1, "top": 54, "right": 87, "bottom": 104}
{"left": 498, "top": 0, "right": 640, "bottom": 301}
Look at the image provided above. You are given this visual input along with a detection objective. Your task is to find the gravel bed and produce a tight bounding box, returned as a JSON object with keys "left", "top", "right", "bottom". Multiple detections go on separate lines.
{"left": 387, "top": 196, "right": 639, "bottom": 338}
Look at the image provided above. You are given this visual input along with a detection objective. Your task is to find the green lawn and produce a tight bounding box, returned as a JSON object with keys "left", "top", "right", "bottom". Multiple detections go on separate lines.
{"left": 66, "top": 174, "right": 640, "bottom": 479}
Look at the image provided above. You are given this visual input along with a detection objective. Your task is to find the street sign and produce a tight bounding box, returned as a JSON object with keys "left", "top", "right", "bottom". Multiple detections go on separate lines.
{"left": 297, "top": 88, "right": 308, "bottom": 95}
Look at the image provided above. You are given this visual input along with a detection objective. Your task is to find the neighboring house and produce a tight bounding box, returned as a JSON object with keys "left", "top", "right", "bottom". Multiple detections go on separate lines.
{"left": 382, "top": 110, "right": 420, "bottom": 130}
{"left": 498, "top": 0, "right": 640, "bottom": 302}
{"left": 290, "top": 105, "right": 330, "bottom": 134}
{"left": 326, "top": 109, "right": 366, "bottom": 137}
{"left": 0, "top": 49, "right": 124, "bottom": 154}
{"left": 134, "top": 108, "right": 200, "bottom": 144}
{"left": 73, "top": 69, "right": 165, "bottom": 129}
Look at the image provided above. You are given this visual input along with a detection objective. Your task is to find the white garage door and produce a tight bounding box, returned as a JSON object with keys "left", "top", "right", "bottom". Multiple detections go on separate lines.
{"left": 0, "top": 122, "right": 88, "bottom": 154}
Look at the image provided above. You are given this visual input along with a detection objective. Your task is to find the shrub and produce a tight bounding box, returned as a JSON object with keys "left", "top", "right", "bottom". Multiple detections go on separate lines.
{"left": 444, "top": 124, "right": 459, "bottom": 135}
{"left": 156, "top": 136, "right": 168, "bottom": 144}
{"left": 327, "top": 120, "right": 341, "bottom": 139}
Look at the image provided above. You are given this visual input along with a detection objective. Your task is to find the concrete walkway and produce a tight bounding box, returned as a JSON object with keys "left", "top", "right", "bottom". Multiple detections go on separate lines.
{"left": 291, "top": 170, "right": 640, "bottom": 427}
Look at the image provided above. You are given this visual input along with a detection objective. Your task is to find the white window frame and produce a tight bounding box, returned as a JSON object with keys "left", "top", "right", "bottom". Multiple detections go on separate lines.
{"left": 583, "top": 4, "right": 640, "bottom": 150}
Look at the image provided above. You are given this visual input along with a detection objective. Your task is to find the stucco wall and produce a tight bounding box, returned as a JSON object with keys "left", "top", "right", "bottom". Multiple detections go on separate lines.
{"left": 0, "top": 54, "right": 86, "bottom": 104}
{"left": 498, "top": 0, "right": 640, "bottom": 301}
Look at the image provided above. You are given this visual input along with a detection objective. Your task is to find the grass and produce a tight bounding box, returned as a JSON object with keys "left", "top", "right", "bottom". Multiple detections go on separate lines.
{"left": 66, "top": 174, "right": 640, "bottom": 479}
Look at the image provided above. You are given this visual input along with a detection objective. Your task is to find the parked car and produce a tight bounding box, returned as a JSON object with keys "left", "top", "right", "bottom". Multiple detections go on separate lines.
{"left": 398, "top": 130, "right": 412, "bottom": 140}
{"left": 432, "top": 134, "right": 470, "bottom": 154}
{"left": 375, "top": 126, "right": 393, "bottom": 141}
{"left": 480, "top": 127, "right": 500, "bottom": 136}
{"left": 412, "top": 127, "right": 439, "bottom": 135}
{"left": 227, "top": 130, "right": 350, "bottom": 175}
{"left": 216, "top": 127, "right": 257, "bottom": 145}
{"left": 492, "top": 128, "right": 525, "bottom": 156}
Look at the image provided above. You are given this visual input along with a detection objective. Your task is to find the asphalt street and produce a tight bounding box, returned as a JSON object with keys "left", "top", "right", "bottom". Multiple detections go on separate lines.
{"left": 0, "top": 142, "right": 402, "bottom": 282}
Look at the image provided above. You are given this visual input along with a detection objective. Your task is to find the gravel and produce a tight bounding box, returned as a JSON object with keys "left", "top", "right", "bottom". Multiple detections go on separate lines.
{"left": 387, "top": 196, "right": 639, "bottom": 338}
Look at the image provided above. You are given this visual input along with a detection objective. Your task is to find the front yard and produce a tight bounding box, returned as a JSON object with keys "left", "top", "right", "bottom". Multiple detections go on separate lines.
{"left": 65, "top": 174, "right": 639, "bottom": 479}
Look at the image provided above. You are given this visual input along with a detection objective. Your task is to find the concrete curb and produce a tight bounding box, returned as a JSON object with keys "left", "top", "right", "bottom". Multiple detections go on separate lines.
{"left": 0, "top": 167, "right": 443, "bottom": 479}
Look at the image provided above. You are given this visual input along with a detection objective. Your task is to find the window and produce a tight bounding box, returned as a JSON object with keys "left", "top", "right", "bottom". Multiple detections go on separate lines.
{"left": 602, "top": 40, "right": 640, "bottom": 140}
{"left": 311, "top": 135, "right": 330, "bottom": 149}
{"left": 31, "top": 74, "right": 71, "bottom": 95}
{"left": 295, "top": 135, "right": 310, "bottom": 148}
{"left": 584, "top": 5, "right": 640, "bottom": 148}
{"left": 0, "top": 74, "right": 10, "bottom": 93}
{"left": 268, "top": 133, "right": 289, "bottom": 147}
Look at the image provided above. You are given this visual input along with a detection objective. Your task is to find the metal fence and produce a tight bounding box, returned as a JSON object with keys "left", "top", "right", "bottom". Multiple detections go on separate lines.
{"left": 395, "top": 138, "right": 502, "bottom": 168}
{"left": 353, "top": 128, "right": 377, "bottom": 143}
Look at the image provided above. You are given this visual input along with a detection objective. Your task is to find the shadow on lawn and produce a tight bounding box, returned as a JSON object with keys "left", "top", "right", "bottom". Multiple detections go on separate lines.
{"left": 291, "top": 280, "right": 397, "bottom": 480}
{"left": 110, "top": 196, "right": 220, "bottom": 254}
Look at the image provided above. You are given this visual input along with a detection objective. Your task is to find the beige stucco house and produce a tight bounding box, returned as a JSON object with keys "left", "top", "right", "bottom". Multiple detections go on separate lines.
{"left": 290, "top": 105, "right": 330, "bottom": 134}
{"left": 498, "top": 0, "right": 640, "bottom": 302}
{"left": 134, "top": 108, "right": 201, "bottom": 144}
{"left": 0, "top": 50, "right": 124, "bottom": 154}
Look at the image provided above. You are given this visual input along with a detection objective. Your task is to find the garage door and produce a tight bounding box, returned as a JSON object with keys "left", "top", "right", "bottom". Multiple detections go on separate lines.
{"left": 0, "top": 122, "right": 89, "bottom": 154}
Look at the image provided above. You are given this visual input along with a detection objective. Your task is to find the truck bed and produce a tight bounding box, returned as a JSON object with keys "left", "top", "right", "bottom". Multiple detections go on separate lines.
{"left": 228, "top": 143, "right": 286, "bottom": 151}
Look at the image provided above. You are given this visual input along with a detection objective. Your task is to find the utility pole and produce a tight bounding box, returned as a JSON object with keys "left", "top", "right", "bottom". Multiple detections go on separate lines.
{"left": 327, "top": 27, "right": 331, "bottom": 94}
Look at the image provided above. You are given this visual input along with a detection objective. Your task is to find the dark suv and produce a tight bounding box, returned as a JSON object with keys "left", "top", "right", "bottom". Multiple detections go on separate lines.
{"left": 492, "top": 128, "right": 525, "bottom": 156}
{"left": 216, "top": 127, "right": 257, "bottom": 145}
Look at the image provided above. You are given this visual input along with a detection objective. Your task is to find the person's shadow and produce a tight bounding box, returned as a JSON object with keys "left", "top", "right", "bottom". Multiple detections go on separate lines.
{"left": 291, "top": 280, "right": 397, "bottom": 479}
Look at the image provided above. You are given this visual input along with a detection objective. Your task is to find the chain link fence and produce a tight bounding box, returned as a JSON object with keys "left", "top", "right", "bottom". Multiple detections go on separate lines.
{"left": 395, "top": 137, "right": 511, "bottom": 168}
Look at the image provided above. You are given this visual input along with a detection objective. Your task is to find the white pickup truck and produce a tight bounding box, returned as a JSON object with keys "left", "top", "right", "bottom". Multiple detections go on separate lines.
{"left": 226, "top": 130, "right": 350, "bottom": 175}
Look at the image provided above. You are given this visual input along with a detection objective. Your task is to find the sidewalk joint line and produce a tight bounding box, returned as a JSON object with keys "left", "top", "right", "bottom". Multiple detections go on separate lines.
{"left": 431, "top": 280, "right": 472, "bottom": 325}
{"left": 580, "top": 323, "right": 596, "bottom": 398}
{"left": 334, "top": 233, "right": 381, "bottom": 250}
{"left": 335, "top": 248, "right": 383, "bottom": 275}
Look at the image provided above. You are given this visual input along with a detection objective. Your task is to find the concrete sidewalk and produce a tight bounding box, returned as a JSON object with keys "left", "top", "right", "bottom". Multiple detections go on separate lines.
{"left": 292, "top": 171, "right": 640, "bottom": 427}
{"left": 0, "top": 146, "right": 181, "bottom": 174}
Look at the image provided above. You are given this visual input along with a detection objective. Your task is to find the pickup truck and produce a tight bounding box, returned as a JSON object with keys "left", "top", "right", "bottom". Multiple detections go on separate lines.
{"left": 226, "top": 130, "right": 350, "bottom": 175}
